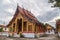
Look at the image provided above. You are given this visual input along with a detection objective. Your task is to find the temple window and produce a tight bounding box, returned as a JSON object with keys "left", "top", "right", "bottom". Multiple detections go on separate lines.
{"left": 17, "top": 19, "right": 22, "bottom": 34}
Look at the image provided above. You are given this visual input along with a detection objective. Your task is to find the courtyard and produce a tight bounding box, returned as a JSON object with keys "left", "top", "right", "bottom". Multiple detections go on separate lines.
{"left": 0, "top": 34, "right": 60, "bottom": 40}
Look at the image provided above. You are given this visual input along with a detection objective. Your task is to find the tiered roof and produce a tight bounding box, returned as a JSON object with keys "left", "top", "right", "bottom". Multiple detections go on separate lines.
{"left": 7, "top": 5, "right": 41, "bottom": 27}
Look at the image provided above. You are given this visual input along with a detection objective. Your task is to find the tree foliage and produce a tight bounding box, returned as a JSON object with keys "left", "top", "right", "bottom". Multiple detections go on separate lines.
{"left": 49, "top": 0, "right": 60, "bottom": 7}
{"left": 41, "top": 23, "right": 46, "bottom": 30}
{"left": 0, "top": 27, "right": 3, "bottom": 32}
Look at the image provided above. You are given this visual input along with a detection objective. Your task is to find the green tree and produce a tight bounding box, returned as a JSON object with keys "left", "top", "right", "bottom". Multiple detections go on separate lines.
{"left": 0, "top": 27, "right": 3, "bottom": 32}
{"left": 49, "top": 0, "right": 60, "bottom": 7}
{"left": 41, "top": 23, "right": 46, "bottom": 30}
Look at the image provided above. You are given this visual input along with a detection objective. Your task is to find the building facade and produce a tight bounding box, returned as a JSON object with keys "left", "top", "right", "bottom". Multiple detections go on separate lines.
{"left": 56, "top": 19, "right": 60, "bottom": 32}
{"left": 7, "top": 5, "right": 45, "bottom": 37}
{"left": 45, "top": 23, "right": 55, "bottom": 34}
{"left": 45, "top": 24, "right": 54, "bottom": 34}
{"left": 56, "top": 19, "right": 60, "bottom": 37}
{"left": 0, "top": 25, "right": 9, "bottom": 36}
{"left": 0, "top": 25, "right": 8, "bottom": 32}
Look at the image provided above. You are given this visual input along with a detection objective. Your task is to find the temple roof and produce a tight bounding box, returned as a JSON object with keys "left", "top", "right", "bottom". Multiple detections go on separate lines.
{"left": 7, "top": 5, "right": 41, "bottom": 27}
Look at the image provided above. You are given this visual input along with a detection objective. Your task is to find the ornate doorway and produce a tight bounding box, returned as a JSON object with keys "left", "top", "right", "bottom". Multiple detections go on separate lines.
{"left": 17, "top": 19, "right": 22, "bottom": 34}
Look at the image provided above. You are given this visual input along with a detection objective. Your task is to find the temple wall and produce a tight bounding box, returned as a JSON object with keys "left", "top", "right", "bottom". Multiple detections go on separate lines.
{"left": 8, "top": 12, "right": 36, "bottom": 34}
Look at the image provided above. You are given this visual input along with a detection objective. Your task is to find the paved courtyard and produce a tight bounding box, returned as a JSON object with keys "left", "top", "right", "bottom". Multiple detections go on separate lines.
{"left": 0, "top": 34, "right": 60, "bottom": 40}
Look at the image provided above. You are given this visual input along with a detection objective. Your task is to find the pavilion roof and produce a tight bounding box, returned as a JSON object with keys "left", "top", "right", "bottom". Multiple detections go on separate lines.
{"left": 7, "top": 5, "right": 41, "bottom": 27}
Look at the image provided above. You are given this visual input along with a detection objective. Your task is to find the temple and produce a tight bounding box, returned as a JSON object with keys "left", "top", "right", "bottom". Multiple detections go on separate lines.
{"left": 56, "top": 19, "right": 60, "bottom": 33}
{"left": 7, "top": 5, "right": 45, "bottom": 37}
{"left": 56, "top": 19, "right": 60, "bottom": 37}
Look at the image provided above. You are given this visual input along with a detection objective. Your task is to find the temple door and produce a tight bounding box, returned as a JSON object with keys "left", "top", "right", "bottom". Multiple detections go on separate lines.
{"left": 17, "top": 19, "right": 22, "bottom": 34}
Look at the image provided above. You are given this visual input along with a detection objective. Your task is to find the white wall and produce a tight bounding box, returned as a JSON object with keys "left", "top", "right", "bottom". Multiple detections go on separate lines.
{"left": 58, "top": 32, "right": 60, "bottom": 37}
{"left": 22, "top": 33, "right": 35, "bottom": 38}
{"left": 3, "top": 28, "right": 9, "bottom": 32}
{"left": 46, "top": 30, "right": 55, "bottom": 34}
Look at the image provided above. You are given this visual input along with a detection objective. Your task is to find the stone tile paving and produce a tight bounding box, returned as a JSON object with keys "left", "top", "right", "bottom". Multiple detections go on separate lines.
{"left": 0, "top": 35, "right": 60, "bottom": 40}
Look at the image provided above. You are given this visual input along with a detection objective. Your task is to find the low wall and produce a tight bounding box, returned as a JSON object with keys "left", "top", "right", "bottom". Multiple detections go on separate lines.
{"left": 22, "top": 33, "right": 35, "bottom": 38}
{"left": 0, "top": 32, "right": 9, "bottom": 37}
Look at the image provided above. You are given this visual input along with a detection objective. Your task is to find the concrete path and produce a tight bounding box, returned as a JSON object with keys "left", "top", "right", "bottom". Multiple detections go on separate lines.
{"left": 38, "top": 34, "right": 60, "bottom": 40}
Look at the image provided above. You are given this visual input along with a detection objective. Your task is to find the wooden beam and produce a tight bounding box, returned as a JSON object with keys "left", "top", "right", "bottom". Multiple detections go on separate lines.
{"left": 32, "top": 23, "right": 34, "bottom": 32}
{"left": 27, "top": 21, "right": 28, "bottom": 32}
{"left": 22, "top": 18, "right": 23, "bottom": 32}
{"left": 33, "top": 24, "right": 35, "bottom": 32}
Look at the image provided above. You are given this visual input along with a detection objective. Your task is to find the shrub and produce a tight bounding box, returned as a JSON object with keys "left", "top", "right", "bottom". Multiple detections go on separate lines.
{"left": 0, "top": 27, "right": 3, "bottom": 32}
{"left": 20, "top": 33, "right": 24, "bottom": 38}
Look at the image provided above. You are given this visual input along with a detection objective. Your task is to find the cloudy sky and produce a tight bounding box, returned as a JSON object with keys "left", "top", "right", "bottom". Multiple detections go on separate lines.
{"left": 0, "top": 0, "right": 60, "bottom": 28}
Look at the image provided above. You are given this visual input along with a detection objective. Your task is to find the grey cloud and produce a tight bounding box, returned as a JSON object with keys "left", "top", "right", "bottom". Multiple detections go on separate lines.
{"left": 0, "top": 11, "right": 13, "bottom": 18}
{"left": 0, "top": 20, "right": 9, "bottom": 25}
{"left": 0, "top": 20, "right": 5, "bottom": 25}
{"left": 0, "top": 0, "right": 17, "bottom": 25}
{"left": 37, "top": 8, "right": 59, "bottom": 22}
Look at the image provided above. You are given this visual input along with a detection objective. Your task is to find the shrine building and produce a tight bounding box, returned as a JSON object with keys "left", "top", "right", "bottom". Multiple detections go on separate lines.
{"left": 7, "top": 5, "right": 45, "bottom": 37}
